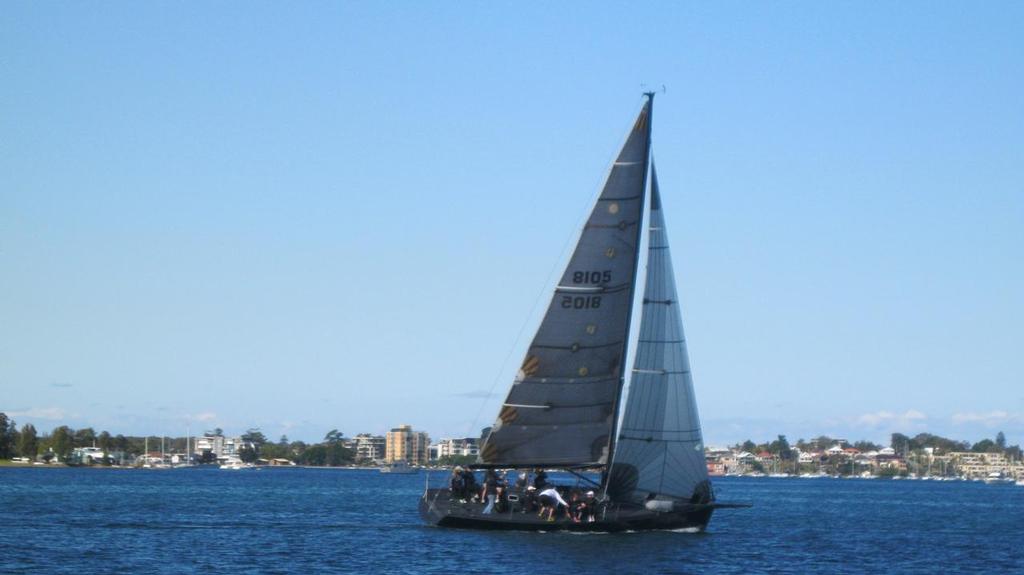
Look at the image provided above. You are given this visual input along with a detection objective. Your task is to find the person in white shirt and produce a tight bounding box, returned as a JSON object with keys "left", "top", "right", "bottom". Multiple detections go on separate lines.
{"left": 537, "top": 486, "right": 568, "bottom": 521}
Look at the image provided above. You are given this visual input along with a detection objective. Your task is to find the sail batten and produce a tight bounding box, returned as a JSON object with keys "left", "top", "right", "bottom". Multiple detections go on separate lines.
{"left": 479, "top": 98, "right": 653, "bottom": 468}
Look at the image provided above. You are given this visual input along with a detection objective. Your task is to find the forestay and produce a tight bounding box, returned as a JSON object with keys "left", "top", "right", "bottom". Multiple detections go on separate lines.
{"left": 479, "top": 98, "right": 653, "bottom": 468}
{"left": 607, "top": 165, "right": 710, "bottom": 502}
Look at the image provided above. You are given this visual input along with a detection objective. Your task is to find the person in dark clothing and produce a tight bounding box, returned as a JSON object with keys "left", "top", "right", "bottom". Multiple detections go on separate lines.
{"left": 523, "top": 485, "right": 539, "bottom": 513}
{"left": 449, "top": 467, "right": 466, "bottom": 500}
{"left": 581, "top": 490, "right": 599, "bottom": 522}
{"left": 461, "top": 468, "right": 478, "bottom": 501}
{"left": 533, "top": 468, "right": 548, "bottom": 489}
{"left": 569, "top": 491, "right": 583, "bottom": 522}
{"left": 481, "top": 469, "right": 499, "bottom": 514}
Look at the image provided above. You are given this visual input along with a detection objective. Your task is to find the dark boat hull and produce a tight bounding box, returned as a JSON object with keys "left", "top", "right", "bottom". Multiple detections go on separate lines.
{"left": 419, "top": 488, "right": 713, "bottom": 532}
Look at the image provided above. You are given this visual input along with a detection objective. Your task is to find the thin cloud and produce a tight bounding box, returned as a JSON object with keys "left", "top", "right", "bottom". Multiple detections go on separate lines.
{"left": 7, "top": 407, "right": 67, "bottom": 420}
{"left": 951, "top": 411, "right": 1019, "bottom": 427}
{"left": 185, "top": 412, "right": 218, "bottom": 423}
{"left": 50, "top": 382, "right": 73, "bottom": 388}
{"left": 855, "top": 410, "right": 927, "bottom": 428}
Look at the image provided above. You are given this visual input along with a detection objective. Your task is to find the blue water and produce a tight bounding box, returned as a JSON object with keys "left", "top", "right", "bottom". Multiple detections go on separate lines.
{"left": 1, "top": 468, "right": 1022, "bottom": 574}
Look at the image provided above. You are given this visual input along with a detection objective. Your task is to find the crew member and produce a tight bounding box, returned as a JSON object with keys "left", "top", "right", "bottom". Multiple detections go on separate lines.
{"left": 537, "top": 486, "right": 569, "bottom": 521}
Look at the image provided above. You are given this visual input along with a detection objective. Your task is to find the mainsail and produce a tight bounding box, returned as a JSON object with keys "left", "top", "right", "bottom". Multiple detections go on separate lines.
{"left": 479, "top": 97, "right": 653, "bottom": 468}
{"left": 607, "top": 164, "right": 710, "bottom": 502}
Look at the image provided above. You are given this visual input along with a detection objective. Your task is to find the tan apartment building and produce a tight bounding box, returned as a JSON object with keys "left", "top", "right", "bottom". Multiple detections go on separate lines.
{"left": 948, "top": 452, "right": 1024, "bottom": 478}
{"left": 385, "top": 424, "right": 430, "bottom": 465}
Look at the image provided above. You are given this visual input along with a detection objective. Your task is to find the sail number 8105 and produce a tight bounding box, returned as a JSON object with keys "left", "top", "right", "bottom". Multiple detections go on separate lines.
{"left": 572, "top": 270, "right": 611, "bottom": 284}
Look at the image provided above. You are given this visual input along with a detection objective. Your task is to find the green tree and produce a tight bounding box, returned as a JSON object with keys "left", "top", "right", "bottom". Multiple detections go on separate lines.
{"left": 996, "top": 431, "right": 1006, "bottom": 450}
{"left": 242, "top": 428, "right": 267, "bottom": 447}
{"left": 740, "top": 440, "right": 757, "bottom": 453}
{"left": 811, "top": 436, "right": 834, "bottom": 450}
{"left": 51, "top": 426, "right": 74, "bottom": 460}
{"left": 260, "top": 442, "right": 289, "bottom": 460}
{"left": 891, "top": 433, "right": 911, "bottom": 455}
{"left": 17, "top": 424, "right": 38, "bottom": 459}
{"left": 770, "top": 435, "right": 793, "bottom": 460}
{"left": 910, "top": 433, "right": 968, "bottom": 453}
{"left": 0, "top": 413, "right": 15, "bottom": 459}
{"left": 853, "top": 440, "right": 881, "bottom": 452}
{"left": 97, "top": 431, "right": 113, "bottom": 465}
{"left": 300, "top": 444, "right": 327, "bottom": 466}
{"left": 238, "top": 445, "right": 258, "bottom": 463}
{"left": 74, "top": 427, "right": 96, "bottom": 447}
{"left": 325, "top": 442, "right": 354, "bottom": 466}
{"left": 324, "top": 429, "right": 345, "bottom": 443}
{"left": 971, "top": 439, "right": 998, "bottom": 453}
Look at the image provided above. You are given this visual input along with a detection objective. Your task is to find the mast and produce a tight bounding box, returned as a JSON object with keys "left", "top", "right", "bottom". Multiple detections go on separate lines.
{"left": 604, "top": 91, "right": 655, "bottom": 471}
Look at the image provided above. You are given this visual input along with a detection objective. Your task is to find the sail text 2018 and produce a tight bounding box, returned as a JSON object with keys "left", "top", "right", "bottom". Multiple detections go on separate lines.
{"left": 561, "top": 295, "right": 602, "bottom": 309}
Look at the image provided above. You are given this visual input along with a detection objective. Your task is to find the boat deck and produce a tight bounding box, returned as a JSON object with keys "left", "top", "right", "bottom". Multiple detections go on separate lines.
{"left": 419, "top": 488, "right": 714, "bottom": 532}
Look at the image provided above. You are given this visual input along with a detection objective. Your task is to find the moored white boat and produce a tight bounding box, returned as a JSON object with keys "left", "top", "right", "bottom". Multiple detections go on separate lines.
{"left": 380, "top": 461, "right": 416, "bottom": 474}
{"left": 220, "top": 458, "right": 255, "bottom": 470}
{"left": 984, "top": 471, "right": 1014, "bottom": 485}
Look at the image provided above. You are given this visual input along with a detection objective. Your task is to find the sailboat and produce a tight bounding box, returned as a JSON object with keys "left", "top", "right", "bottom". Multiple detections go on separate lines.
{"left": 420, "top": 94, "right": 745, "bottom": 532}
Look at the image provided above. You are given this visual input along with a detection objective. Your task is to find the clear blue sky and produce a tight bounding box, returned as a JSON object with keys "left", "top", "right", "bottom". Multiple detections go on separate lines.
{"left": 2, "top": 3, "right": 1022, "bottom": 447}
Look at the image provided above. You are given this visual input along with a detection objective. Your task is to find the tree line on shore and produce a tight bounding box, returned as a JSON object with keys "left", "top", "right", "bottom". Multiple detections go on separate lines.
{"left": 733, "top": 431, "right": 1020, "bottom": 458}
{"left": 0, "top": 413, "right": 359, "bottom": 466}
{"left": 3, "top": 411, "right": 1019, "bottom": 470}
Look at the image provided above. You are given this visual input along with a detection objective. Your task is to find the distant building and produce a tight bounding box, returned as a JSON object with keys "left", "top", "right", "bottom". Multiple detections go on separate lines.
{"left": 194, "top": 435, "right": 225, "bottom": 457}
{"left": 385, "top": 425, "right": 430, "bottom": 465}
{"left": 351, "top": 434, "right": 386, "bottom": 462}
{"left": 192, "top": 435, "right": 252, "bottom": 462}
{"left": 433, "top": 438, "right": 479, "bottom": 461}
{"left": 948, "top": 452, "right": 1023, "bottom": 478}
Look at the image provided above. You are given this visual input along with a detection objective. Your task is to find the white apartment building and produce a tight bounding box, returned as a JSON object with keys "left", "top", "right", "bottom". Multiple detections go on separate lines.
{"left": 434, "top": 437, "right": 480, "bottom": 460}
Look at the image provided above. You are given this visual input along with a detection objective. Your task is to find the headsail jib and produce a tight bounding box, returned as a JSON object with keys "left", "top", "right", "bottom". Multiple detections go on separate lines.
{"left": 607, "top": 163, "right": 711, "bottom": 503}
{"left": 479, "top": 97, "right": 654, "bottom": 469}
